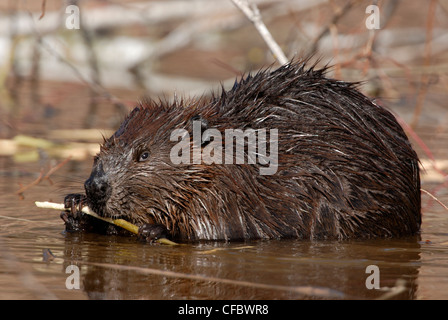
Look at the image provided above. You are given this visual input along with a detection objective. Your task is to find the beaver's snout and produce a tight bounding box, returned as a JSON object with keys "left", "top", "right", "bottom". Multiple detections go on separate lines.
{"left": 84, "top": 162, "right": 111, "bottom": 212}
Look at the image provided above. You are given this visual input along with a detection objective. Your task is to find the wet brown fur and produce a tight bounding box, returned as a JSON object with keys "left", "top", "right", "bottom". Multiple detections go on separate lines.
{"left": 80, "top": 60, "right": 421, "bottom": 241}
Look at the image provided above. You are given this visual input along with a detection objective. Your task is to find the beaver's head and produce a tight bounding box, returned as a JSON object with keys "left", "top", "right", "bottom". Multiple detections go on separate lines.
{"left": 83, "top": 99, "right": 246, "bottom": 239}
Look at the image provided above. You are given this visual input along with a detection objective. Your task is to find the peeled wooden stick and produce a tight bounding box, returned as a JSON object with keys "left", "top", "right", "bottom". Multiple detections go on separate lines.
{"left": 35, "top": 201, "right": 177, "bottom": 245}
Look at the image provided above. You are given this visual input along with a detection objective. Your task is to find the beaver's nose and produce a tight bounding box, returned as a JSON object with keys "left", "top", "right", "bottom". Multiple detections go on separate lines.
{"left": 84, "top": 162, "right": 110, "bottom": 207}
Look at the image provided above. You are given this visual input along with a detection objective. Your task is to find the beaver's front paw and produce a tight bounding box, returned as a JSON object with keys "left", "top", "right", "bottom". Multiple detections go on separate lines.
{"left": 60, "top": 193, "right": 88, "bottom": 232}
{"left": 138, "top": 224, "right": 169, "bottom": 243}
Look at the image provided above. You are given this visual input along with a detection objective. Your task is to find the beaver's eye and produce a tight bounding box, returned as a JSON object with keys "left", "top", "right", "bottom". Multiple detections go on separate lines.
{"left": 138, "top": 151, "right": 150, "bottom": 162}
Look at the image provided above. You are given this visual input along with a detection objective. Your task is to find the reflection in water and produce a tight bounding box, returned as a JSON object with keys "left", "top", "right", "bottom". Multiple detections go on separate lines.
{"left": 61, "top": 233, "right": 422, "bottom": 299}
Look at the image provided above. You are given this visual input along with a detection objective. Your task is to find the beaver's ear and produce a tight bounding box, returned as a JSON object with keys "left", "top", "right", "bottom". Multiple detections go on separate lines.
{"left": 190, "top": 114, "right": 211, "bottom": 147}
{"left": 191, "top": 114, "right": 208, "bottom": 130}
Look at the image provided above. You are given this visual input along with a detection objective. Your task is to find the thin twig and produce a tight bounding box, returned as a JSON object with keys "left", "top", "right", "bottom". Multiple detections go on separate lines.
{"left": 43, "top": 156, "right": 72, "bottom": 182}
{"left": 23, "top": 6, "right": 127, "bottom": 115}
{"left": 309, "top": 0, "right": 355, "bottom": 54}
{"left": 410, "top": 0, "right": 437, "bottom": 128}
{"left": 38, "top": 0, "right": 47, "bottom": 20}
{"left": 16, "top": 169, "right": 45, "bottom": 199}
{"left": 15, "top": 156, "right": 72, "bottom": 198}
{"left": 396, "top": 114, "right": 447, "bottom": 177}
{"left": 231, "top": 0, "right": 288, "bottom": 65}
{"left": 83, "top": 260, "right": 346, "bottom": 299}
{"left": 421, "top": 188, "right": 448, "bottom": 211}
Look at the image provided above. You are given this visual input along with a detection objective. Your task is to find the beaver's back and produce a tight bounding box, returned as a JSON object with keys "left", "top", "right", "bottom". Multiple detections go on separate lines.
{"left": 201, "top": 61, "right": 421, "bottom": 239}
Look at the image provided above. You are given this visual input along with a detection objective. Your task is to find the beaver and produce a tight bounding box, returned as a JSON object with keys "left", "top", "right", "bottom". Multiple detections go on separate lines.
{"left": 61, "top": 60, "right": 421, "bottom": 241}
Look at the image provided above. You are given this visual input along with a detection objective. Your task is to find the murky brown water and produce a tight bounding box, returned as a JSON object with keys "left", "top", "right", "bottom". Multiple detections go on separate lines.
{"left": 1, "top": 155, "right": 448, "bottom": 300}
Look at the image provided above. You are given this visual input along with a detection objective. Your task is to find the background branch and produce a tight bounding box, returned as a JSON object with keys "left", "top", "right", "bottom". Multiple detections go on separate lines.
{"left": 231, "top": 0, "right": 288, "bottom": 65}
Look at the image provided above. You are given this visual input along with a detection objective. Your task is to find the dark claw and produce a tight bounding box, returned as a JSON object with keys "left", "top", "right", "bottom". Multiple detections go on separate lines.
{"left": 61, "top": 193, "right": 88, "bottom": 232}
{"left": 138, "top": 224, "right": 169, "bottom": 243}
{"left": 64, "top": 193, "right": 87, "bottom": 219}
{"left": 60, "top": 210, "right": 81, "bottom": 232}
